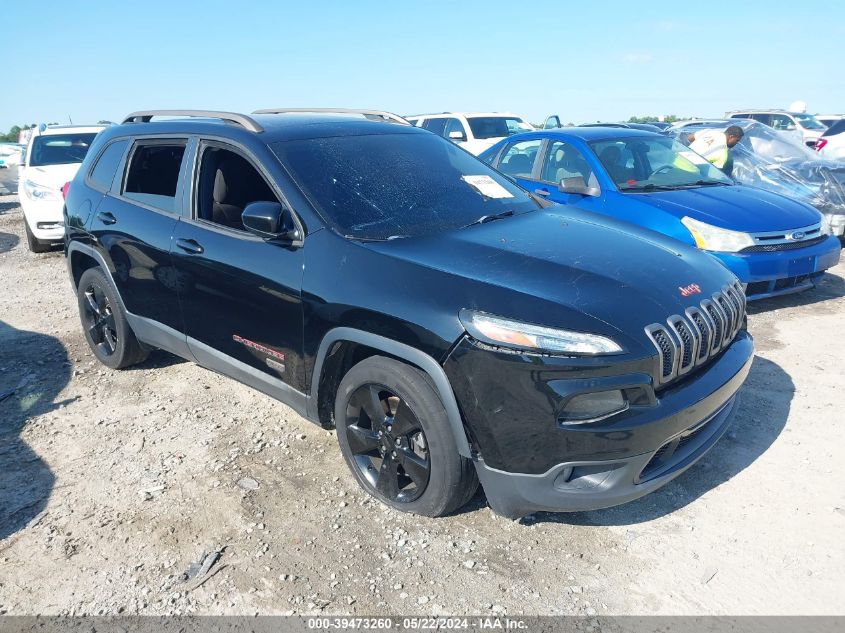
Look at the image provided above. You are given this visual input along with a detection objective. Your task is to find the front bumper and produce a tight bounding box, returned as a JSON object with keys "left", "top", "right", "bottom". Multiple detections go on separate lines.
{"left": 710, "top": 236, "right": 841, "bottom": 300}
{"left": 21, "top": 195, "right": 65, "bottom": 241}
{"left": 445, "top": 331, "right": 754, "bottom": 519}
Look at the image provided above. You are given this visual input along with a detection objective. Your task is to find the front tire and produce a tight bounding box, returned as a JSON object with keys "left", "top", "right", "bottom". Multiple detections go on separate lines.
{"left": 24, "top": 219, "right": 50, "bottom": 253}
{"left": 77, "top": 267, "right": 148, "bottom": 369}
{"left": 335, "top": 356, "right": 478, "bottom": 517}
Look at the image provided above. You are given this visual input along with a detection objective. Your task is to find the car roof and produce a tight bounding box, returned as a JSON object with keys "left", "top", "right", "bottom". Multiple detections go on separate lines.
{"left": 728, "top": 109, "right": 805, "bottom": 116}
{"left": 519, "top": 126, "right": 664, "bottom": 142}
{"left": 405, "top": 112, "right": 522, "bottom": 119}
{"left": 36, "top": 124, "right": 107, "bottom": 136}
{"left": 106, "top": 112, "right": 425, "bottom": 144}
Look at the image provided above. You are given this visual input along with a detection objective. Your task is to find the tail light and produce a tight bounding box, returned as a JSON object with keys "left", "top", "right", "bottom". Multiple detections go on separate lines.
{"left": 815, "top": 139, "right": 828, "bottom": 152}
{"left": 61, "top": 181, "right": 70, "bottom": 199}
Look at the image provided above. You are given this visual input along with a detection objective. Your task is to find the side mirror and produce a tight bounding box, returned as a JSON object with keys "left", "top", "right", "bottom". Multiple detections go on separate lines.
{"left": 559, "top": 177, "right": 600, "bottom": 197}
{"left": 242, "top": 201, "right": 301, "bottom": 242}
{"left": 448, "top": 130, "right": 467, "bottom": 141}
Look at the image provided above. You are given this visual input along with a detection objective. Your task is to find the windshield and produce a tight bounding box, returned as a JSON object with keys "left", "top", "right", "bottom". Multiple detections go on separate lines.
{"left": 29, "top": 133, "right": 97, "bottom": 167}
{"left": 466, "top": 117, "right": 526, "bottom": 140}
{"left": 272, "top": 132, "right": 539, "bottom": 240}
{"left": 590, "top": 136, "right": 734, "bottom": 191}
{"left": 793, "top": 113, "right": 826, "bottom": 130}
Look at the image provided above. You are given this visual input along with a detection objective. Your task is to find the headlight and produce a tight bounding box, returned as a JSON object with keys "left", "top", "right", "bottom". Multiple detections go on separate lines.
{"left": 23, "top": 179, "right": 58, "bottom": 201}
{"left": 459, "top": 310, "right": 623, "bottom": 355}
{"left": 681, "top": 216, "right": 755, "bottom": 252}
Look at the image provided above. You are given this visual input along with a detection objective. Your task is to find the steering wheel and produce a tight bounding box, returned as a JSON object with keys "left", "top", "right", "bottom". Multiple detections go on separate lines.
{"left": 649, "top": 165, "right": 674, "bottom": 178}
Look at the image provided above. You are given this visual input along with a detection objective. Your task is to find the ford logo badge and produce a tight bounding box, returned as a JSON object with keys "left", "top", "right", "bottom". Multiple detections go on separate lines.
{"left": 790, "top": 231, "right": 806, "bottom": 241}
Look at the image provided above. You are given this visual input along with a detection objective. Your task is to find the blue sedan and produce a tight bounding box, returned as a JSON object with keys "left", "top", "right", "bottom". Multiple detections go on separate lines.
{"left": 480, "top": 128, "right": 841, "bottom": 300}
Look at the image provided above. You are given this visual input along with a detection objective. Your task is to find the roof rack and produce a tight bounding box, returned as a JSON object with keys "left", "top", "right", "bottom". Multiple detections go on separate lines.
{"left": 122, "top": 110, "right": 263, "bottom": 133}
{"left": 252, "top": 108, "right": 410, "bottom": 125}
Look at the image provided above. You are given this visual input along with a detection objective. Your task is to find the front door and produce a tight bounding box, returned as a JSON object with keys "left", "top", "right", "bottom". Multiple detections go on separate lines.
{"left": 170, "top": 141, "right": 306, "bottom": 398}
{"left": 532, "top": 140, "right": 603, "bottom": 212}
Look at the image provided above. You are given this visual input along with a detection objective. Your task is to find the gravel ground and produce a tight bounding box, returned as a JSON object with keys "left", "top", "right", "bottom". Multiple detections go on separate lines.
{"left": 0, "top": 192, "right": 843, "bottom": 616}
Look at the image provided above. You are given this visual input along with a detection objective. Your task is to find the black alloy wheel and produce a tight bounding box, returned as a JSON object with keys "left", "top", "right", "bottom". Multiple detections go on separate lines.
{"left": 75, "top": 267, "right": 148, "bottom": 369}
{"left": 82, "top": 283, "right": 118, "bottom": 357}
{"left": 345, "top": 384, "right": 431, "bottom": 503}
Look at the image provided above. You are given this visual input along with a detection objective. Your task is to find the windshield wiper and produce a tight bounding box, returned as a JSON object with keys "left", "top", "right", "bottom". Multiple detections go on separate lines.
{"left": 620, "top": 183, "right": 678, "bottom": 192}
{"left": 688, "top": 180, "right": 729, "bottom": 187}
{"left": 343, "top": 234, "right": 407, "bottom": 242}
{"left": 462, "top": 210, "right": 515, "bottom": 228}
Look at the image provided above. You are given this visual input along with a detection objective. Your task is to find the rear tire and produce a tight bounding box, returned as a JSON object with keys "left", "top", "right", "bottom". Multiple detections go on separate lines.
{"left": 77, "top": 267, "right": 148, "bottom": 369}
{"left": 335, "top": 356, "right": 478, "bottom": 517}
{"left": 24, "top": 219, "right": 50, "bottom": 253}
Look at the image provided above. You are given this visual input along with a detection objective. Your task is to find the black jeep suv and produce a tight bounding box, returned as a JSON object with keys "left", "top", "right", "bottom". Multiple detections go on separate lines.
{"left": 64, "top": 108, "right": 754, "bottom": 518}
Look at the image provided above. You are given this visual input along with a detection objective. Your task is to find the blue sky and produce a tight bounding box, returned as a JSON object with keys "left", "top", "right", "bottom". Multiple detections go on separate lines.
{"left": 3, "top": 0, "right": 844, "bottom": 130}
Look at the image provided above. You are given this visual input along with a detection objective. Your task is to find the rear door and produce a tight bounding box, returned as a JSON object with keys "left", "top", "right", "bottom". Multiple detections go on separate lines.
{"left": 170, "top": 139, "right": 307, "bottom": 399}
{"left": 88, "top": 136, "right": 192, "bottom": 355}
{"left": 493, "top": 138, "right": 543, "bottom": 191}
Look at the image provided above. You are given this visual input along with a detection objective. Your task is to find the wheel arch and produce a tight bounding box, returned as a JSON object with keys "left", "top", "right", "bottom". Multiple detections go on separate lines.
{"left": 309, "top": 327, "right": 473, "bottom": 458}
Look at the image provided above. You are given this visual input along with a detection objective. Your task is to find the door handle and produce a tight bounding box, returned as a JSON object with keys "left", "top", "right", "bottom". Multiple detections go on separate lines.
{"left": 96, "top": 211, "right": 117, "bottom": 225}
{"left": 175, "top": 238, "right": 204, "bottom": 255}
{"left": 533, "top": 189, "right": 550, "bottom": 197}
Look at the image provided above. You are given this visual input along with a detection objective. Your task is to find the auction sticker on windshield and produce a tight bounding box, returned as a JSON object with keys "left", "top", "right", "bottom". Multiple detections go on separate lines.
{"left": 462, "top": 175, "right": 513, "bottom": 198}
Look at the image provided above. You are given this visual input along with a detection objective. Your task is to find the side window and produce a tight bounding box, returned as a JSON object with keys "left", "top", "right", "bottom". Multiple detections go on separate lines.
{"left": 122, "top": 142, "right": 187, "bottom": 213}
{"left": 770, "top": 114, "right": 794, "bottom": 130}
{"left": 422, "top": 118, "right": 447, "bottom": 136}
{"left": 88, "top": 139, "right": 129, "bottom": 191}
{"left": 542, "top": 141, "right": 596, "bottom": 185}
{"left": 497, "top": 139, "right": 542, "bottom": 178}
{"left": 443, "top": 118, "right": 466, "bottom": 140}
{"left": 750, "top": 113, "right": 772, "bottom": 126}
{"left": 195, "top": 146, "right": 278, "bottom": 232}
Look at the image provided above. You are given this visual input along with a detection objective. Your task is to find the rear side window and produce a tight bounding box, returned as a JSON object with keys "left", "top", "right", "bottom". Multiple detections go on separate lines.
{"left": 122, "top": 142, "right": 186, "bottom": 212}
{"left": 497, "top": 139, "right": 541, "bottom": 178}
{"left": 89, "top": 140, "right": 128, "bottom": 191}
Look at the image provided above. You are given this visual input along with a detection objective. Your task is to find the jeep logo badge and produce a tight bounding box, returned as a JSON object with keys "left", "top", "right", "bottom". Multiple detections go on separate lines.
{"left": 789, "top": 231, "right": 806, "bottom": 241}
{"left": 679, "top": 283, "right": 702, "bottom": 297}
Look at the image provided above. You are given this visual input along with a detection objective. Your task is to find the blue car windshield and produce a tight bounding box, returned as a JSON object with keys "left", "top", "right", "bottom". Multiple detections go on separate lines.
{"left": 590, "top": 136, "right": 734, "bottom": 191}
{"left": 273, "top": 132, "right": 539, "bottom": 240}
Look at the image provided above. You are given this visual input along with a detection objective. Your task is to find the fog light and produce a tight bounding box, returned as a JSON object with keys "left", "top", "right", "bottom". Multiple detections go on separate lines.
{"left": 559, "top": 390, "right": 627, "bottom": 424}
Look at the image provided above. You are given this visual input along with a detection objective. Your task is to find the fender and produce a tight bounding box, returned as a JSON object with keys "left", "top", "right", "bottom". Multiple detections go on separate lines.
{"left": 65, "top": 241, "right": 194, "bottom": 360}
{"left": 310, "top": 327, "right": 473, "bottom": 458}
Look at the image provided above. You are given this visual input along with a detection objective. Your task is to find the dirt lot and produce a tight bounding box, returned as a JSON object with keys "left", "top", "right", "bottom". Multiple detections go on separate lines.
{"left": 0, "top": 192, "right": 843, "bottom": 616}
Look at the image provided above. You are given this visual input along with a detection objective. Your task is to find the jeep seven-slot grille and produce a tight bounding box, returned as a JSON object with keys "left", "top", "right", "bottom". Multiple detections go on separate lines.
{"left": 644, "top": 282, "right": 746, "bottom": 387}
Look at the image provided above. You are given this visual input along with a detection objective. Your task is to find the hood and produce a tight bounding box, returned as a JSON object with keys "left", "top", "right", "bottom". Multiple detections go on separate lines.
{"left": 463, "top": 138, "right": 503, "bottom": 155}
{"left": 624, "top": 184, "right": 822, "bottom": 232}
{"left": 364, "top": 208, "right": 738, "bottom": 340}
{"left": 22, "top": 163, "right": 83, "bottom": 189}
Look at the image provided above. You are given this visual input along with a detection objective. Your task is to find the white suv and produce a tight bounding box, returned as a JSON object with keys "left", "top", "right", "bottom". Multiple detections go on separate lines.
{"left": 20, "top": 124, "right": 106, "bottom": 252}
{"left": 405, "top": 112, "right": 533, "bottom": 155}
{"left": 725, "top": 109, "right": 827, "bottom": 148}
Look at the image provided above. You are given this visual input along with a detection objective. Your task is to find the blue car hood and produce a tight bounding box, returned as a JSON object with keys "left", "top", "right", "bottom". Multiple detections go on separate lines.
{"left": 625, "top": 184, "right": 821, "bottom": 232}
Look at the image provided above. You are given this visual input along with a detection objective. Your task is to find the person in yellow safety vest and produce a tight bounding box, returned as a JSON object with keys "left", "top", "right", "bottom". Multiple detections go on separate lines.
{"left": 688, "top": 125, "right": 745, "bottom": 177}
